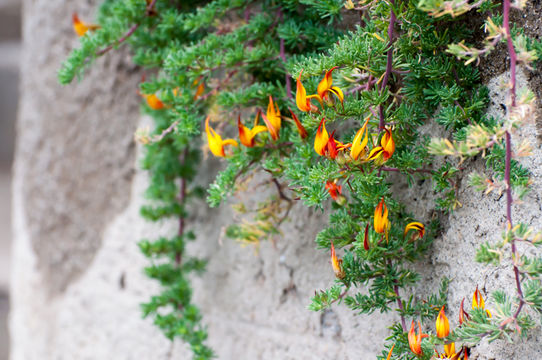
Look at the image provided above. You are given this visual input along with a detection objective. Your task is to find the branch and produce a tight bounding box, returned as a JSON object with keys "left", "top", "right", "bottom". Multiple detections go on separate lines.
{"left": 378, "top": 0, "right": 397, "bottom": 131}
{"left": 95, "top": 0, "right": 158, "bottom": 56}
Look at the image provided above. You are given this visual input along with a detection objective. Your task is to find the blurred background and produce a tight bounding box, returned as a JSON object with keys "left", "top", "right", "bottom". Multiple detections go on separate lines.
{"left": 0, "top": 0, "right": 20, "bottom": 358}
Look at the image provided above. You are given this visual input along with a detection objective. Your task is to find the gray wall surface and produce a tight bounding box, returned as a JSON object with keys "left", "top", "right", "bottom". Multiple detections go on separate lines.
{"left": 9, "top": 0, "right": 542, "bottom": 359}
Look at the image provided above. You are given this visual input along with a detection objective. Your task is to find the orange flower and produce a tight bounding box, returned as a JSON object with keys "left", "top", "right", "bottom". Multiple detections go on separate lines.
{"left": 408, "top": 320, "right": 428, "bottom": 356}
{"left": 317, "top": 66, "right": 344, "bottom": 105}
{"left": 374, "top": 198, "right": 390, "bottom": 235}
{"left": 140, "top": 93, "right": 165, "bottom": 110}
{"left": 314, "top": 118, "right": 330, "bottom": 155}
{"left": 296, "top": 70, "right": 321, "bottom": 113}
{"left": 367, "top": 128, "right": 395, "bottom": 163}
{"left": 330, "top": 242, "right": 345, "bottom": 279}
{"left": 436, "top": 306, "right": 450, "bottom": 338}
{"left": 72, "top": 13, "right": 100, "bottom": 37}
{"left": 262, "top": 96, "right": 281, "bottom": 140}
{"left": 404, "top": 222, "right": 425, "bottom": 240}
{"left": 350, "top": 117, "right": 370, "bottom": 160}
{"left": 238, "top": 112, "right": 267, "bottom": 147}
{"left": 205, "top": 116, "right": 238, "bottom": 157}
{"left": 472, "top": 286, "right": 492, "bottom": 317}
{"left": 194, "top": 81, "right": 205, "bottom": 100}
{"left": 325, "top": 180, "right": 342, "bottom": 201}
{"left": 289, "top": 110, "right": 308, "bottom": 139}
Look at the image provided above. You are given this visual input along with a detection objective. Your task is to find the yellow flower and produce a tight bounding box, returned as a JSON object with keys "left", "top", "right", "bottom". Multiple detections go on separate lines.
{"left": 72, "top": 13, "right": 100, "bottom": 37}
{"left": 262, "top": 96, "right": 281, "bottom": 140}
{"left": 374, "top": 198, "right": 390, "bottom": 235}
{"left": 404, "top": 222, "right": 425, "bottom": 240}
{"left": 435, "top": 342, "right": 457, "bottom": 359}
{"left": 296, "top": 70, "right": 321, "bottom": 113}
{"left": 350, "top": 116, "right": 370, "bottom": 160}
{"left": 436, "top": 306, "right": 450, "bottom": 338}
{"left": 472, "top": 286, "right": 492, "bottom": 317}
{"left": 314, "top": 118, "right": 330, "bottom": 155}
{"left": 205, "top": 116, "right": 238, "bottom": 157}
{"left": 330, "top": 242, "right": 345, "bottom": 279}
{"left": 367, "top": 128, "right": 395, "bottom": 163}
{"left": 238, "top": 112, "right": 267, "bottom": 147}
{"left": 317, "top": 66, "right": 344, "bottom": 105}
{"left": 289, "top": 109, "right": 308, "bottom": 139}
{"left": 408, "top": 320, "right": 428, "bottom": 356}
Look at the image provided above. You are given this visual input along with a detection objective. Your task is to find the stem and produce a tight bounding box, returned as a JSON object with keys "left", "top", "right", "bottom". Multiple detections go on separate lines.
{"left": 394, "top": 284, "right": 407, "bottom": 332}
{"left": 95, "top": 0, "right": 158, "bottom": 56}
{"left": 378, "top": 0, "right": 396, "bottom": 131}
{"left": 175, "top": 147, "right": 189, "bottom": 266}
{"left": 503, "top": 0, "right": 525, "bottom": 321}
{"left": 278, "top": 9, "right": 292, "bottom": 99}
{"left": 380, "top": 166, "right": 433, "bottom": 174}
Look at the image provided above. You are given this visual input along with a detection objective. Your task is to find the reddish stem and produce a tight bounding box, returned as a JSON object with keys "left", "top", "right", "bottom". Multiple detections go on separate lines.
{"left": 95, "top": 0, "right": 158, "bottom": 56}
{"left": 175, "top": 148, "right": 189, "bottom": 266}
{"left": 378, "top": 0, "right": 397, "bottom": 131}
{"left": 503, "top": 0, "right": 525, "bottom": 319}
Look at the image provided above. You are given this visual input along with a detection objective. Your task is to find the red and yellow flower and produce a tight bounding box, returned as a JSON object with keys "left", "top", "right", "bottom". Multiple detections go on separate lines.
{"left": 72, "top": 13, "right": 100, "bottom": 37}
{"left": 317, "top": 66, "right": 344, "bottom": 106}
{"left": 296, "top": 70, "right": 321, "bottom": 113}
{"left": 238, "top": 112, "right": 268, "bottom": 147}
{"left": 374, "top": 198, "right": 390, "bottom": 236}
{"left": 330, "top": 242, "right": 345, "bottom": 279}
{"left": 325, "top": 180, "right": 342, "bottom": 201}
{"left": 404, "top": 222, "right": 425, "bottom": 240}
{"left": 472, "top": 286, "right": 492, "bottom": 317}
{"left": 436, "top": 306, "right": 450, "bottom": 338}
{"left": 314, "top": 118, "right": 330, "bottom": 156}
{"left": 408, "top": 320, "right": 428, "bottom": 356}
{"left": 368, "top": 128, "right": 395, "bottom": 163}
{"left": 459, "top": 298, "right": 469, "bottom": 325}
{"left": 262, "top": 96, "right": 281, "bottom": 140}
{"left": 350, "top": 117, "right": 370, "bottom": 161}
{"left": 205, "top": 116, "right": 238, "bottom": 157}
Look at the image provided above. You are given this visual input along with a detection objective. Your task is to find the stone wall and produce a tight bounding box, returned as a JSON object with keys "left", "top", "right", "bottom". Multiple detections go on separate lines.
{"left": 10, "top": 0, "right": 542, "bottom": 359}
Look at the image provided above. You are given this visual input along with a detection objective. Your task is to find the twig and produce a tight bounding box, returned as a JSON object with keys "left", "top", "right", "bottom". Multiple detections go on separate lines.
{"left": 95, "top": 0, "right": 158, "bottom": 56}
{"left": 378, "top": 0, "right": 397, "bottom": 131}
{"left": 176, "top": 147, "right": 189, "bottom": 266}
{"left": 503, "top": 0, "right": 525, "bottom": 321}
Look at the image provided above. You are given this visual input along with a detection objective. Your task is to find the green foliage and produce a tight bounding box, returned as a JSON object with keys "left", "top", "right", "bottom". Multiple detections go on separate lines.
{"left": 62, "top": 0, "right": 542, "bottom": 358}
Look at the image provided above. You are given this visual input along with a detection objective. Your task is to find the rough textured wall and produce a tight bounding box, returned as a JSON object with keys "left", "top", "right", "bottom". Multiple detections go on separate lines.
{"left": 10, "top": 0, "right": 542, "bottom": 359}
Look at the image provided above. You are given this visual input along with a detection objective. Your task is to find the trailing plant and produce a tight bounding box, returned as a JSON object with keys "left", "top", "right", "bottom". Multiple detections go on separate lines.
{"left": 61, "top": 0, "right": 541, "bottom": 358}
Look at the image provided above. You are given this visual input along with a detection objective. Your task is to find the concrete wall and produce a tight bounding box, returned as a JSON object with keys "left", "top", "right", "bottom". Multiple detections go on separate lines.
{"left": 9, "top": 0, "right": 542, "bottom": 359}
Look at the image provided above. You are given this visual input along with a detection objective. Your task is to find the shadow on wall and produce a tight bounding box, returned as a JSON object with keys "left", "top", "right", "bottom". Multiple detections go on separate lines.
{"left": 0, "top": 0, "right": 22, "bottom": 359}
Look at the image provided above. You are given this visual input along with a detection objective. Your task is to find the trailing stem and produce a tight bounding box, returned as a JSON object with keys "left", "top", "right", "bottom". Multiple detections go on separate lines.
{"left": 503, "top": 0, "right": 525, "bottom": 320}
{"left": 378, "top": 0, "right": 397, "bottom": 131}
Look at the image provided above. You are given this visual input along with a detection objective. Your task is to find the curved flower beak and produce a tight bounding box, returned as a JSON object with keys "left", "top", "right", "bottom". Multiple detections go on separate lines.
{"left": 330, "top": 242, "right": 346, "bottom": 279}
{"left": 386, "top": 344, "right": 395, "bottom": 360}
{"left": 317, "top": 66, "right": 344, "bottom": 105}
{"left": 314, "top": 118, "right": 330, "bottom": 155}
{"left": 296, "top": 70, "right": 321, "bottom": 113}
{"left": 374, "top": 198, "right": 390, "bottom": 236}
{"left": 205, "top": 116, "right": 238, "bottom": 157}
{"left": 238, "top": 112, "right": 267, "bottom": 147}
{"left": 289, "top": 109, "right": 308, "bottom": 139}
{"left": 262, "top": 96, "right": 281, "bottom": 140}
{"left": 436, "top": 306, "right": 450, "bottom": 338}
{"left": 404, "top": 221, "right": 425, "bottom": 240}
{"left": 72, "top": 13, "right": 100, "bottom": 37}
{"left": 350, "top": 116, "right": 370, "bottom": 160}
{"left": 408, "top": 320, "right": 428, "bottom": 356}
